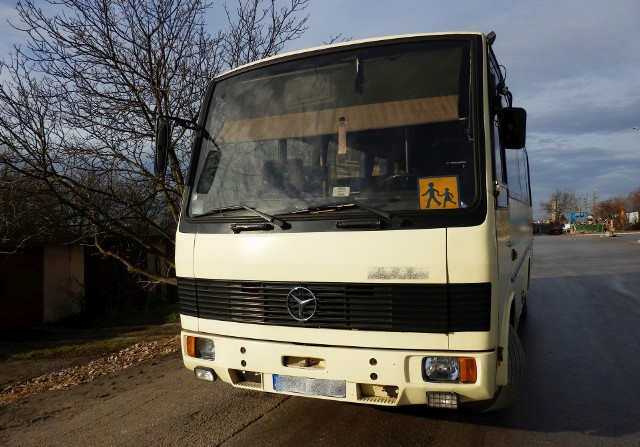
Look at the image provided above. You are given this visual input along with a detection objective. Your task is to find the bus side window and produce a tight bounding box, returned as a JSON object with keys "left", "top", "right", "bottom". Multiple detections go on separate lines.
{"left": 490, "top": 63, "right": 508, "bottom": 208}
{"left": 519, "top": 148, "right": 532, "bottom": 205}
{"left": 494, "top": 133, "right": 508, "bottom": 208}
{"left": 505, "top": 149, "right": 522, "bottom": 202}
{"left": 493, "top": 120, "right": 505, "bottom": 184}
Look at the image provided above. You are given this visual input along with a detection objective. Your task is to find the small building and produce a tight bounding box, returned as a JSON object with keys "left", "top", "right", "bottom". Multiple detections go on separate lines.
{"left": 0, "top": 244, "right": 83, "bottom": 330}
{"left": 0, "top": 238, "right": 169, "bottom": 331}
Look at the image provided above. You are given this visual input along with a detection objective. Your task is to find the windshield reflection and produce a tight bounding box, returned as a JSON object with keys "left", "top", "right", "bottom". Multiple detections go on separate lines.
{"left": 189, "top": 40, "right": 476, "bottom": 218}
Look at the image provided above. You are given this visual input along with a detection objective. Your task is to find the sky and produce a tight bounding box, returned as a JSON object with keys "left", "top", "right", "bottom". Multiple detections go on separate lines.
{"left": 1, "top": 0, "right": 639, "bottom": 218}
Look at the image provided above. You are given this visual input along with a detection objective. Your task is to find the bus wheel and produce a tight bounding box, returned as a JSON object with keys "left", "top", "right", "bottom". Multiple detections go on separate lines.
{"left": 466, "top": 325, "right": 525, "bottom": 413}
{"left": 520, "top": 299, "right": 529, "bottom": 320}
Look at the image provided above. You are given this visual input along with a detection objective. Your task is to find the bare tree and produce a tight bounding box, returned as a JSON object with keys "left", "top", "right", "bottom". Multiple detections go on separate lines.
{"left": 0, "top": 0, "right": 311, "bottom": 285}
{"left": 595, "top": 196, "right": 626, "bottom": 220}
{"left": 627, "top": 188, "right": 640, "bottom": 213}
{"left": 539, "top": 189, "right": 579, "bottom": 221}
{"left": 221, "top": 0, "right": 310, "bottom": 67}
{"left": 0, "top": 162, "right": 64, "bottom": 249}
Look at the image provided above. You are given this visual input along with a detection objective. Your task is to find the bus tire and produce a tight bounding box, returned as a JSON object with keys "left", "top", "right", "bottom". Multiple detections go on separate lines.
{"left": 520, "top": 299, "right": 528, "bottom": 320}
{"left": 466, "top": 325, "right": 524, "bottom": 413}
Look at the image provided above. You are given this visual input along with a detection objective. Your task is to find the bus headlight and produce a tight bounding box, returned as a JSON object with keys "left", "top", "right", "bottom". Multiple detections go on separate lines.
{"left": 186, "top": 336, "right": 216, "bottom": 360}
{"left": 423, "top": 357, "right": 460, "bottom": 382}
{"left": 423, "top": 357, "right": 477, "bottom": 383}
{"left": 197, "top": 338, "right": 216, "bottom": 360}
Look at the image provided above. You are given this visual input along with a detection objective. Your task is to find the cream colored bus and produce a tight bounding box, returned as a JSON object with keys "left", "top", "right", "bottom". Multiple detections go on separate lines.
{"left": 156, "top": 31, "right": 531, "bottom": 411}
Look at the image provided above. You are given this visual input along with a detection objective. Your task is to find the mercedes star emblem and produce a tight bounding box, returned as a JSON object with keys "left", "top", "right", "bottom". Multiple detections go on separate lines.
{"left": 286, "top": 286, "right": 317, "bottom": 322}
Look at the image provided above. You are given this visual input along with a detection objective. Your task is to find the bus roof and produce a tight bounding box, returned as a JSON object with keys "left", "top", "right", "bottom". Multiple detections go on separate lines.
{"left": 215, "top": 31, "right": 487, "bottom": 81}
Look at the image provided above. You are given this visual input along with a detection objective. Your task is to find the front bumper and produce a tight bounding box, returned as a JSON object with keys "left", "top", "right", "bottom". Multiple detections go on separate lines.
{"left": 181, "top": 330, "right": 497, "bottom": 407}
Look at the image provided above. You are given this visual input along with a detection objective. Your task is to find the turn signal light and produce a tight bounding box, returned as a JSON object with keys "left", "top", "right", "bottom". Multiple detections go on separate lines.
{"left": 186, "top": 336, "right": 197, "bottom": 357}
{"left": 459, "top": 357, "right": 477, "bottom": 384}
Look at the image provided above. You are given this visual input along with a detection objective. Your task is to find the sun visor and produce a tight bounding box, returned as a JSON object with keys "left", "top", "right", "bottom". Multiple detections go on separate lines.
{"left": 217, "top": 95, "right": 459, "bottom": 143}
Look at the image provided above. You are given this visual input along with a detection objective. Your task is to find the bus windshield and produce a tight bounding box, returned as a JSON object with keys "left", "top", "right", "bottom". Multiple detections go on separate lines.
{"left": 189, "top": 39, "right": 476, "bottom": 218}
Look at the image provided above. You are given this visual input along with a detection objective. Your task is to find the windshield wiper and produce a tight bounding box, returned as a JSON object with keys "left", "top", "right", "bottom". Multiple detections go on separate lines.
{"left": 289, "top": 202, "right": 404, "bottom": 228}
{"left": 198, "top": 205, "right": 289, "bottom": 230}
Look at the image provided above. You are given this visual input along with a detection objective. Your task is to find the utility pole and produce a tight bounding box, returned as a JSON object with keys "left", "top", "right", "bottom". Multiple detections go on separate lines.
{"left": 592, "top": 188, "right": 597, "bottom": 219}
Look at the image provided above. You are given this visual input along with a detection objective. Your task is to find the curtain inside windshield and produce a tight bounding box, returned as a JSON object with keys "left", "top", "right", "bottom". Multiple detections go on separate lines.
{"left": 190, "top": 40, "right": 474, "bottom": 217}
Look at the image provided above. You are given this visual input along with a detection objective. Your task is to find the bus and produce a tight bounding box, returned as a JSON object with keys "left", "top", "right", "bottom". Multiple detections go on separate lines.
{"left": 155, "top": 31, "right": 532, "bottom": 411}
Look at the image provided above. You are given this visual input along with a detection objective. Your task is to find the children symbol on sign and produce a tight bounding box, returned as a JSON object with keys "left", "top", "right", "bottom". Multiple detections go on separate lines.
{"left": 442, "top": 187, "right": 457, "bottom": 208}
{"left": 422, "top": 181, "right": 458, "bottom": 209}
{"left": 422, "top": 182, "right": 442, "bottom": 208}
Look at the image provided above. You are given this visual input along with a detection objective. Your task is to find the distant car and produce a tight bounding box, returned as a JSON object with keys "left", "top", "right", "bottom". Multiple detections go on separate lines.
{"left": 563, "top": 223, "right": 571, "bottom": 234}
{"left": 549, "top": 221, "right": 563, "bottom": 235}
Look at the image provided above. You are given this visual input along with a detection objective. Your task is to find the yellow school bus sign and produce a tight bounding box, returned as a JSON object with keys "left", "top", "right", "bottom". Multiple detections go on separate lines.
{"left": 418, "top": 176, "right": 460, "bottom": 210}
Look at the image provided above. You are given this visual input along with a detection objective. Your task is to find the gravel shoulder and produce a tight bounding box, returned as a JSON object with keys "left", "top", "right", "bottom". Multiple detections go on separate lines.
{"left": 0, "top": 323, "right": 181, "bottom": 403}
{"left": 0, "top": 336, "right": 180, "bottom": 403}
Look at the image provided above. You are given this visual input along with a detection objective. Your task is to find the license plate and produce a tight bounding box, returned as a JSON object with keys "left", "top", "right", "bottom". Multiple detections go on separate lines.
{"left": 273, "top": 374, "right": 346, "bottom": 398}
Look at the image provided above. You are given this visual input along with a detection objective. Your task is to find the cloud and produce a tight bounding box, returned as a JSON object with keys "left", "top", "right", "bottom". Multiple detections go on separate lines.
{"left": 0, "top": 2, "right": 22, "bottom": 51}
{"left": 491, "top": 0, "right": 640, "bottom": 83}
{"left": 528, "top": 93, "right": 640, "bottom": 135}
{"left": 528, "top": 128, "right": 639, "bottom": 215}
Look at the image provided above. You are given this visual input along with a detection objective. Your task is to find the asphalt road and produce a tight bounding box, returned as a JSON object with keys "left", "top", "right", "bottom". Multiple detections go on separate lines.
{"left": 1, "top": 233, "right": 640, "bottom": 446}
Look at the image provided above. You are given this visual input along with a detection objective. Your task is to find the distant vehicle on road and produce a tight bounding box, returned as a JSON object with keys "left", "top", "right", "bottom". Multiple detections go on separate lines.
{"left": 549, "top": 221, "right": 563, "bottom": 234}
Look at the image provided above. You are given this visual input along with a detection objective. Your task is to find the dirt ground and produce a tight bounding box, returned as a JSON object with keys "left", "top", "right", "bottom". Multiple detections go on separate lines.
{"left": 1, "top": 323, "right": 180, "bottom": 382}
{"left": 0, "top": 336, "right": 180, "bottom": 404}
{"left": 0, "top": 349, "right": 194, "bottom": 447}
{"left": 0, "top": 355, "right": 101, "bottom": 389}
{"left": 0, "top": 332, "right": 190, "bottom": 447}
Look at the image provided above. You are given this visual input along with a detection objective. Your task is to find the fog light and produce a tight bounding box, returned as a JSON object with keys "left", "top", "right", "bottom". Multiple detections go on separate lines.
{"left": 197, "top": 338, "right": 216, "bottom": 360}
{"left": 427, "top": 392, "right": 458, "bottom": 409}
{"left": 194, "top": 367, "right": 217, "bottom": 382}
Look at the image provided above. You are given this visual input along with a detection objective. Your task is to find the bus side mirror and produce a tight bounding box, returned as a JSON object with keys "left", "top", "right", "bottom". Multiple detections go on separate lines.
{"left": 499, "top": 107, "right": 527, "bottom": 149}
{"left": 155, "top": 118, "right": 170, "bottom": 178}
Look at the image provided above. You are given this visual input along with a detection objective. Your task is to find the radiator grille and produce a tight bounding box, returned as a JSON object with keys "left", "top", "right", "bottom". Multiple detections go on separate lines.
{"left": 177, "top": 278, "right": 490, "bottom": 333}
